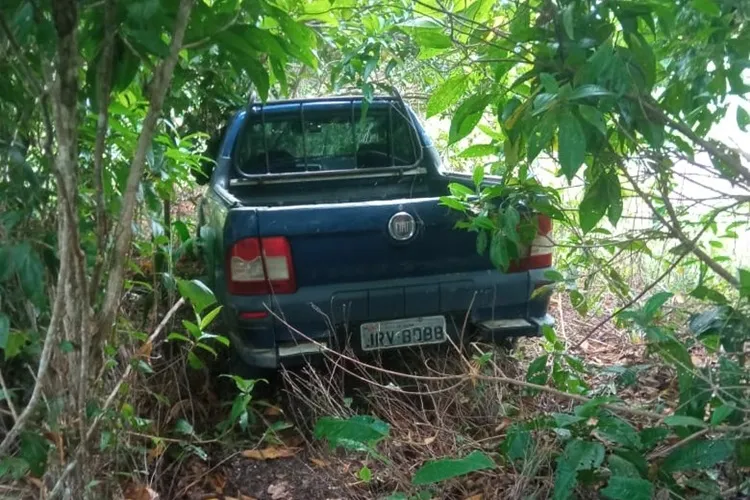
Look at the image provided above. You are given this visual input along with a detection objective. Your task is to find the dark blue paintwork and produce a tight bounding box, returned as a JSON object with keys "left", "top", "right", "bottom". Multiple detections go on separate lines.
{"left": 198, "top": 96, "right": 553, "bottom": 370}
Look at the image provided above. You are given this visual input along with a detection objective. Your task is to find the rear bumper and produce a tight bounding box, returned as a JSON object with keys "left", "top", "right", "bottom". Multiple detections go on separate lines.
{"left": 223, "top": 268, "right": 554, "bottom": 369}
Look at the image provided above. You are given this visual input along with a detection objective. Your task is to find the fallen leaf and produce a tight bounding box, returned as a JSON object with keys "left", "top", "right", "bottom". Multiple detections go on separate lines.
{"left": 124, "top": 484, "right": 159, "bottom": 500}
{"left": 240, "top": 495, "right": 258, "bottom": 500}
{"left": 137, "top": 340, "right": 153, "bottom": 360}
{"left": 268, "top": 481, "right": 291, "bottom": 500}
{"left": 148, "top": 441, "right": 166, "bottom": 461}
{"left": 242, "top": 447, "right": 300, "bottom": 460}
{"left": 310, "top": 458, "right": 329, "bottom": 468}
{"left": 208, "top": 472, "right": 226, "bottom": 493}
{"left": 465, "top": 495, "right": 483, "bottom": 500}
{"left": 423, "top": 435, "right": 436, "bottom": 445}
{"left": 263, "top": 405, "right": 282, "bottom": 416}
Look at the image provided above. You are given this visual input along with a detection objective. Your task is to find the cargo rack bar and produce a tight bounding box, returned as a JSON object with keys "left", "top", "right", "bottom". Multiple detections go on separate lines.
{"left": 233, "top": 89, "right": 422, "bottom": 183}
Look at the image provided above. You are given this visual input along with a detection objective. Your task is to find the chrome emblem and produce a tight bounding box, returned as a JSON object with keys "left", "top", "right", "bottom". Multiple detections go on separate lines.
{"left": 388, "top": 212, "right": 416, "bottom": 241}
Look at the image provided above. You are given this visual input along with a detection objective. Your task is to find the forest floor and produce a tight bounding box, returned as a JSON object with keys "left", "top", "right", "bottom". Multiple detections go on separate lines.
{"left": 148, "top": 292, "right": 678, "bottom": 500}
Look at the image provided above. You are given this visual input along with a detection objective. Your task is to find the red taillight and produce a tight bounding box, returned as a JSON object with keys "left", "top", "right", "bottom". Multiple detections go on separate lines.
{"left": 509, "top": 215, "right": 553, "bottom": 272}
{"left": 227, "top": 237, "right": 296, "bottom": 295}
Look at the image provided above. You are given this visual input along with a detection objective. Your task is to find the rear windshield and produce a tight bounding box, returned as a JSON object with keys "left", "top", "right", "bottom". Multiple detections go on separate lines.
{"left": 233, "top": 103, "right": 420, "bottom": 175}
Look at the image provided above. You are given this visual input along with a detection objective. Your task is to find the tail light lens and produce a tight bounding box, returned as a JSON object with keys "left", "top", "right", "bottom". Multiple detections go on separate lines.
{"left": 509, "top": 215, "right": 553, "bottom": 272}
{"left": 228, "top": 237, "right": 296, "bottom": 295}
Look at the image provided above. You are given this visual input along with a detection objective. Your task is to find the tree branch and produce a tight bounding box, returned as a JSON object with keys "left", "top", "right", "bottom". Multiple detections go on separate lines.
{"left": 89, "top": 0, "right": 117, "bottom": 305}
{"left": 621, "top": 165, "right": 740, "bottom": 288}
{"left": 98, "top": 0, "right": 195, "bottom": 345}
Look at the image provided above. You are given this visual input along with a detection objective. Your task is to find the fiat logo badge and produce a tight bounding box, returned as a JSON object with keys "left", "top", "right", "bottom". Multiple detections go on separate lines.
{"left": 388, "top": 212, "right": 416, "bottom": 241}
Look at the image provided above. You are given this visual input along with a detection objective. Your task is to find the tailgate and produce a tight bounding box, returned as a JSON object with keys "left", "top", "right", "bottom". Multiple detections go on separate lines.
{"left": 255, "top": 197, "right": 490, "bottom": 287}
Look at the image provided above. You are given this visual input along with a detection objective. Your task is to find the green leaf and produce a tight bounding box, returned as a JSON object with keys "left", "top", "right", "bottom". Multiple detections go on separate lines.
{"left": 472, "top": 165, "right": 485, "bottom": 187}
{"left": 562, "top": 5, "right": 575, "bottom": 39}
{"left": 426, "top": 74, "right": 469, "bottom": 117}
{"left": 605, "top": 172, "right": 623, "bottom": 226}
{"left": 710, "top": 404, "right": 734, "bottom": 425}
{"left": 177, "top": 279, "right": 216, "bottom": 314}
{"left": 174, "top": 418, "right": 195, "bottom": 436}
{"left": 540, "top": 73, "right": 559, "bottom": 94}
{"left": 736, "top": 106, "right": 750, "bottom": 132}
{"left": 501, "top": 426, "right": 533, "bottom": 462}
{"left": 601, "top": 477, "right": 653, "bottom": 500}
{"left": 358, "top": 465, "right": 372, "bottom": 482}
{"left": 739, "top": 268, "right": 750, "bottom": 299}
{"left": 0, "top": 314, "right": 9, "bottom": 350}
{"left": 527, "top": 114, "right": 556, "bottom": 163}
{"left": 691, "top": 0, "right": 721, "bottom": 16}
{"left": 314, "top": 415, "right": 390, "bottom": 451}
{"left": 578, "top": 105, "right": 607, "bottom": 136}
{"left": 489, "top": 232, "right": 509, "bottom": 271}
{"left": 200, "top": 306, "right": 223, "bottom": 330}
{"left": 476, "top": 231, "right": 488, "bottom": 255}
{"left": 20, "top": 432, "right": 49, "bottom": 477}
{"left": 553, "top": 439, "right": 605, "bottom": 500}
{"left": 663, "top": 415, "right": 707, "bottom": 428}
{"left": 135, "top": 360, "right": 153, "bottom": 374}
{"left": 412, "top": 450, "right": 494, "bottom": 485}
{"left": 459, "top": 144, "right": 495, "bottom": 158}
{"left": 557, "top": 110, "right": 586, "bottom": 181}
{"left": 569, "top": 85, "right": 613, "bottom": 101}
{"left": 167, "top": 332, "right": 191, "bottom": 343}
{"left": 412, "top": 28, "right": 452, "bottom": 49}
{"left": 607, "top": 455, "right": 640, "bottom": 478}
{"left": 661, "top": 439, "right": 733, "bottom": 472}
{"left": 643, "top": 292, "right": 673, "bottom": 320}
{"left": 448, "top": 183, "right": 475, "bottom": 198}
{"left": 449, "top": 94, "right": 491, "bottom": 144}
{"left": 526, "top": 354, "right": 549, "bottom": 384}
{"left": 579, "top": 178, "right": 608, "bottom": 234}
{"left": 440, "top": 196, "right": 467, "bottom": 212}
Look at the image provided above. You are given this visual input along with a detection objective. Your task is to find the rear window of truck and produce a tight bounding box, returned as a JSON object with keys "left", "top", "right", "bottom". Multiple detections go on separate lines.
{"left": 233, "top": 103, "right": 420, "bottom": 176}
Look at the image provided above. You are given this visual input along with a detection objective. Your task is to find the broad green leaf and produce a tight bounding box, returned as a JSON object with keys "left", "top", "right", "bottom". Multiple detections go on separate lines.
{"left": 448, "top": 183, "right": 474, "bottom": 198}
{"left": 595, "top": 415, "right": 641, "bottom": 449}
{"left": 426, "top": 74, "right": 469, "bottom": 117}
{"left": 710, "top": 404, "right": 734, "bottom": 425}
{"left": 607, "top": 455, "right": 640, "bottom": 478}
{"left": 200, "top": 305, "right": 223, "bottom": 330}
{"left": 527, "top": 114, "right": 556, "bottom": 163}
{"left": 314, "top": 415, "right": 390, "bottom": 451}
{"left": 540, "top": 73, "right": 559, "bottom": 93}
{"left": 579, "top": 178, "right": 608, "bottom": 234}
{"left": 691, "top": 0, "right": 720, "bottom": 16}
{"left": 643, "top": 292, "right": 673, "bottom": 320}
{"left": 489, "top": 232, "right": 509, "bottom": 270}
{"left": 663, "top": 415, "right": 707, "bottom": 428}
{"left": 412, "top": 450, "right": 494, "bottom": 485}
{"left": 578, "top": 105, "right": 607, "bottom": 136}
{"left": 553, "top": 439, "right": 605, "bottom": 500}
{"left": 440, "top": 196, "right": 467, "bottom": 212}
{"left": 472, "top": 165, "right": 485, "bottom": 187}
{"left": 449, "top": 94, "right": 491, "bottom": 144}
{"left": 476, "top": 230, "right": 488, "bottom": 255}
{"left": 562, "top": 5, "right": 574, "bottom": 39}
{"left": 526, "top": 354, "right": 549, "bottom": 384}
{"left": 625, "top": 33, "right": 656, "bottom": 89}
{"left": 605, "top": 172, "right": 623, "bottom": 226}
{"left": 739, "top": 268, "right": 750, "bottom": 298}
{"left": 557, "top": 110, "right": 586, "bottom": 180}
{"left": 459, "top": 144, "right": 495, "bottom": 158}
{"left": 20, "top": 432, "right": 49, "bottom": 477}
{"left": 501, "top": 426, "right": 533, "bottom": 462}
{"left": 174, "top": 418, "right": 195, "bottom": 436}
{"left": 412, "top": 29, "right": 452, "bottom": 49}
{"left": 661, "top": 439, "right": 733, "bottom": 472}
{"left": 601, "top": 476, "right": 653, "bottom": 500}
{"left": 736, "top": 106, "right": 750, "bottom": 132}
{"left": 177, "top": 279, "right": 216, "bottom": 314}
{"left": 569, "top": 85, "right": 613, "bottom": 101}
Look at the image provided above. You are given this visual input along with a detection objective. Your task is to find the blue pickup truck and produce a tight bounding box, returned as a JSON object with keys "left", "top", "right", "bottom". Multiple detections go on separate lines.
{"left": 197, "top": 95, "right": 554, "bottom": 374}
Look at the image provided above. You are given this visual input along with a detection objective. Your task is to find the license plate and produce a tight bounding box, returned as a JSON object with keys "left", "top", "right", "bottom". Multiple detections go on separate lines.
{"left": 360, "top": 316, "right": 447, "bottom": 351}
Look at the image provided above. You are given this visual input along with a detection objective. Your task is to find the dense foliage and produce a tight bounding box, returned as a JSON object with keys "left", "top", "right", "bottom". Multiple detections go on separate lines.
{"left": 1, "top": 0, "right": 749, "bottom": 498}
